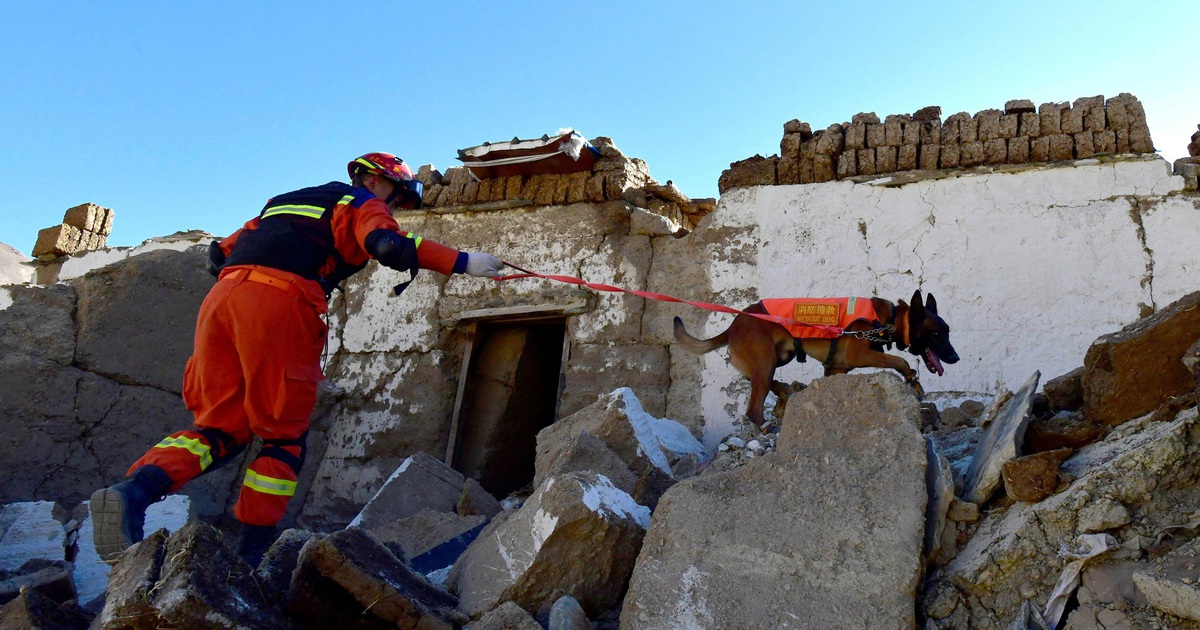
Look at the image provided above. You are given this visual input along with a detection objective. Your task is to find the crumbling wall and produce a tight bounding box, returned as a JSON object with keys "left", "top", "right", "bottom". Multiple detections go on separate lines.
{"left": 719, "top": 94, "right": 1155, "bottom": 191}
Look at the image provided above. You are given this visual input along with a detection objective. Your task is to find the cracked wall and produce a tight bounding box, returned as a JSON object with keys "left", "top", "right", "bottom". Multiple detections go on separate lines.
{"left": 692, "top": 155, "right": 1199, "bottom": 439}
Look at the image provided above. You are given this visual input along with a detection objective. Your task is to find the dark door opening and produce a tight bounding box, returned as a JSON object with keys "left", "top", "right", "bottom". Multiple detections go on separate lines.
{"left": 449, "top": 318, "right": 567, "bottom": 499}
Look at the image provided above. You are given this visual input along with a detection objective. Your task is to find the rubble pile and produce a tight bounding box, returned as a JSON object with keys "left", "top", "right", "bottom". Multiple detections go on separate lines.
{"left": 414, "top": 137, "right": 715, "bottom": 229}
{"left": 719, "top": 93, "right": 1156, "bottom": 192}
{"left": 32, "top": 202, "right": 114, "bottom": 261}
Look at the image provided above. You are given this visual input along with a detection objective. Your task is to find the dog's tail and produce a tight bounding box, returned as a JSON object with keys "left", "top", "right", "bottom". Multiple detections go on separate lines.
{"left": 673, "top": 316, "right": 728, "bottom": 354}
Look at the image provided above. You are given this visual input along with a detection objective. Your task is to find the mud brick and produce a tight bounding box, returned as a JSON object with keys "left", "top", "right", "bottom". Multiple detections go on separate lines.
{"left": 884, "top": 117, "right": 904, "bottom": 146}
{"left": 1116, "top": 129, "right": 1132, "bottom": 154}
{"left": 564, "top": 172, "right": 588, "bottom": 203}
{"left": 32, "top": 224, "right": 83, "bottom": 257}
{"left": 866, "top": 123, "right": 887, "bottom": 148}
{"left": 1049, "top": 134, "right": 1075, "bottom": 160}
{"left": 1005, "top": 99, "right": 1036, "bottom": 114}
{"left": 781, "top": 132, "right": 804, "bottom": 161}
{"left": 984, "top": 139, "right": 1007, "bottom": 164}
{"left": 584, "top": 173, "right": 606, "bottom": 202}
{"left": 919, "top": 144, "right": 940, "bottom": 170}
{"left": 837, "top": 151, "right": 858, "bottom": 178}
{"left": 844, "top": 123, "right": 867, "bottom": 150}
{"left": 778, "top": 157, "right": 800, "bottom": 185}
{"left": 1094, "top": 130, "right": 1117, "bottom": 154}
{"left": 1105, "top": 98, "right": 1129, "bottom": 131}
{"left": 918, "top": 120, "right": 941, "bottom": 145}
{"left": 799, "top": 153, "right": 815, "bottom": 184}
{"left": 1084, "top": 104, "right": 1106, "bottom": 132}
{"left": 1031, "top": 137, "right": 1050, "bottom": 162}
{"left": 554, "top": 174, "right": 572, "bottom": 204}
{"left": 506, "top": 175, "right": 524, "bottom": 199}
{"left": 717, "top": 155, "right": 778, "bottom": 192}
{"left": 940, "top": 116, "right": 962, "bottom": 145}
{"left": 539, "top": 176, "right": 565, "bottom": 205}
{"left": 1130, "top": 124, "right": 1155, "bottom": 153}
{"left": 898, "top": 144, "right": 918, "bottom": 171}
{"left": 519, "top": 175, "right": 541, "bottom": 201}
{"left": 460, "top": 180, "right": 479, "bottom": 205}
{"left": 976, "top": 109, "right": 1002, "bottom": 141}
{"left": 422, "top": 183, "right": 443, "bottom": 207}
{"left": 1073, "top": 95, "right": 1104, "bottom": 110}
{"left": 857, "top": 148, "right": 876, "bottom": 175}
{"left": 999, "top": 114, "right": 1019, "bottom": 139}
{"left": 1007, "top": 138, "right": 1030, "bottom": 164}
{"left": 852, "top": 112, "right": 880, "bottom": 125}
{"left": 1039, "top": 102, "right": 1067, "bottom": 135}
{"left": 434, "top": 185, "right": 456, "bottom": 207}
{"left": 812, "top": 155, "right": 835, "bottom": 182}
{"left": 960, "top": 141, "right": 985, "bottom": 167}
{"left": 939, "top": 143, "right": 960, "bottom": 168}
{"left": 1018, "top": 113, "right": 1041, "bottom": 138}
{"left": 475, "top": 179, "right": 494, "bottom": 203}
{"left": 903, "top": 120, "right": 920, "bottom": 145}
{"left": 913, "top": 105, "right": 942, "bottom": 121}
{"left": 875, "top": 146, "right": 897, "bottom": 173}
{"left": 64, "top": 203, "right": 108, "bottom": 234}
{"left": 814, "top": 124, "right": 844, "bottom": 155}
{"left": 783, "top": 119, "right": 813, "bottom": 141}
{"left": 959, "top": 115, "right": 979, "bottom": 143}
{"left": 1074, "top": 133, "right": 1096, "bottom": 159}
{"left": 1061, "top": 106, "right": 1084, "bottom": 134}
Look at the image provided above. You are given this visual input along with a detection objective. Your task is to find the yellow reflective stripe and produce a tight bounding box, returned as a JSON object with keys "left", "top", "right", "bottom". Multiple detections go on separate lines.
{"left": 409, "top": 234, "right": 423, "bottom": 248}
{"left": 338, "top": 195, "right": 355, "bottom": 205}
{"left": 243, "top": 469, "right": 297, "bottom": 496}
{"left": 847, "top": 297, "right": 857, "bottom": 315}
{"left": 262, "top": 204, "right": 325, "bottom": 219}
{"left": 153, "top": 436, "right": 212, "bottom": 470}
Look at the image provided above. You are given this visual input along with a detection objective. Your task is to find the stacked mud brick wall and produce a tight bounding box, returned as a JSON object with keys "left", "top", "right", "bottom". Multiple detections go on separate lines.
{"left": 411, "top": 137, "right": 715, "bottom": 229}
{"left": 719, "top": 93, "right": 1156, "bottom": 193}
{"left": 32, "top": 203, "right": 114, "bottom": 261}
{"left": 1174, "top": 124, "right": 1200, "bottom": 192}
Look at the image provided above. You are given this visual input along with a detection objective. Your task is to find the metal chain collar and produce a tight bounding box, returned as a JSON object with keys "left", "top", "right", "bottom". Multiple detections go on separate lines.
{"left": 844, "top": 324, "right": 895, "bottom": 343}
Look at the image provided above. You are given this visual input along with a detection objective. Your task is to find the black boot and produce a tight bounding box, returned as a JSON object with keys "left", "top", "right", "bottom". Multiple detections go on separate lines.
{"left": 238, "top": 524, "right": 277, "bottom": 569}
{"left": 89, "top": 464, "right": 173, "bottom": 562}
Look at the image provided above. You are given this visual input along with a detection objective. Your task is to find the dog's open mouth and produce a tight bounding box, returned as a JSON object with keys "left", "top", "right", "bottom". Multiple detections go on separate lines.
{"left": 924, "top": 350, "right": 944, "bottom": 376}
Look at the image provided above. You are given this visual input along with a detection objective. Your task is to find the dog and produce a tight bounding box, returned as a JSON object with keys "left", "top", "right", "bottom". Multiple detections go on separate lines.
{"left": 673, "top": 290, "right": 959, "bottom": 426}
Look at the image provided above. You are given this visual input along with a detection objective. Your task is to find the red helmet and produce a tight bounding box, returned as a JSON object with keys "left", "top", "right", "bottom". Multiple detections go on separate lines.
{"left": 348, "top": 152, "right": 423, "bottom": 209}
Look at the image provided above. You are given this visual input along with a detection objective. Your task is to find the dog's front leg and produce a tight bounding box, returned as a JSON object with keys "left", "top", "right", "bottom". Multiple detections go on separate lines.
{"left": 843, "top": 348, "right": 924, "bottom": 398}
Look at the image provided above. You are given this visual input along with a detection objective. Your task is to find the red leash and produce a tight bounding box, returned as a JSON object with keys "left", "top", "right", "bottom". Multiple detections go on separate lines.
{"left": 496, "top": 261, "right": 845, "bottom": 336}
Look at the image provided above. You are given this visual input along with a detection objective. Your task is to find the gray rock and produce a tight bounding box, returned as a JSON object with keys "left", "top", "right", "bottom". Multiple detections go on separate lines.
{"left": 548, "top": 594, "right": 590, "bottom": 630}
{"left": 1133, "top": 536, "right": 1200, "bottom": 621}
{"left": 963, "top": 371, "right": 1040, "bottom": 504}
{"left": 621, "top": 373, "right": 927, "bottom": 629}
{"left": 465, "top": 601, "right": 542, "bottom": 630}
{"left": 350, "top": 451, "right": 467, "bottom": 531}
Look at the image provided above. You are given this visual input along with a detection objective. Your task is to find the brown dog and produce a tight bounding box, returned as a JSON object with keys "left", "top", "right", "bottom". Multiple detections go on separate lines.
{"left": 673, "top": 290, "right": 959, "bottom": 426}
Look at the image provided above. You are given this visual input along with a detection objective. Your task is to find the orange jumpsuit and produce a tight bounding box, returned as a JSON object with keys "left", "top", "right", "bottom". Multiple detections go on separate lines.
{"left": 128, "top": 182, "right": 465, "bottom": 526}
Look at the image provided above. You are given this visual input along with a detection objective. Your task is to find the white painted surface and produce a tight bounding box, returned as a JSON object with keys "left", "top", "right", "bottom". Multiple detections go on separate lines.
{"left": 698, "top": 157, "right": 1199, "bottom": 439}
{"left": 580, "top": 475, "right": 652, "bottom": 529}
{"left": 0, "top": 501, "right": 64, "bottom": 571}
{"left": 55, "top": 236, "right": 209, "bottom": 281}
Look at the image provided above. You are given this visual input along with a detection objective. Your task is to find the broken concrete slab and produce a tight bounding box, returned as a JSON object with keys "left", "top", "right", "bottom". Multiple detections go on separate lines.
{"left": 621, "top": 373, "right": 927, "bottom": 629}
{"left": 1083, "top": 290, "right": 1200, "bottom": 426}
{"left": 0, "top": 559, "right": 75, "bottom": 607}
{"left": 464, "top": 601, "right": 541, "bottom": 630}
{"left": 0, "top": 588, "right": 90, "bottom": 629}
{"left": 458, "top": 477, "right": 502, "bottom": 518}
{"left": 534, "top": 429, "right": 640, "bottom": 501}
{"left": 255, "top": 528, "right": 324, "bottom": 602}
{"left": 368, "top": 508, "right": 489, "bottom": 574}
{"left": 290, "top": 527, "right": 466, "bottom": 629}
{"left": 548, "top": 594, "right": 591, "bottom": 630}
{"left": 0, "top": 502, "right": 65, "bottom": 572}
{"left": 925, "top": 436, "right": 955, "bottom": 564}
{"left": 349, "top": 451, "right": 467, "bottom": 531}
{"left": 94, "top": 528, "right": 169, "bottom": 629}
{"left": 921, "top": 407, "right": 1200, "bottom": 627}
{"left": 448, "top": 470, "right": 650, "bottom": 620}
{"left": 535, "top": 387, "right": 705, "bottom": 509}
{"left": 1133, "top": 536, "right": 1200, "bottom": 621}
{"left": 963, "top": 371, "right": 1040, "bottom": 504}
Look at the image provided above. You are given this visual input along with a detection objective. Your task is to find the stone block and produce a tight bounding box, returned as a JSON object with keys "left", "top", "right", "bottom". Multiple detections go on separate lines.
{"left": 416, "top": 164, "right": 442, "bottom": 186}
{"left": 1116, "top": 128, "right": 1132, "bottom": 153}
{"left": 1007, "top": 138, "right": 1030, "bottom": 164}
{"left": 778, "top": 157, "right": 799, "bottom": 185}
{"left": 780, "top": 132, "right": 804, "bottom": 160}
{"left": 64, "top": 203, "right": 113, "bottom": 235}
{"left": 857, "top": 148, "right": 876, "bottom": 175}
{"left": 1062, "top": 106, "right": 1085, "bottom": 134}
{"left": 983, "top": 138, "right": 1007, "bottom": 164}
{"left": 468, "top": 601, "right": 542, "bottom": 630}
{"left": 94, "top": 529, "right": 169, "bottom": 628}
{"left": 783, "top": 119, "right": 813, "bottom": 139}
{"left": 1085, "top": 104, "right": 1106, "bottom": 133}
{"left": 1083, "top": 291, "right": 1200, "bottom": 426}
{"left": 505, "top": 175, "right": 524, "bottom": 199}
{"left": 350, "top": 452, "right": 467, "bottom": 531}
{"left": 475, "top": 178, "right": 494, "bottom": 203}
{"left": 812, "top": 155, "right": 835, "bottom": 182}
{"left": 976, "top": 109, "right": 1002, "bottom": 141}
{"left": 1049, "top": 134, "right": 1075, "bottom": 160}
{"left": 837, "top": 151, "right": 857, "bottom": 178}
{"left": 902, "top": 120, "right": 920, "bottom": 145}
{"left": 939, "top": 143, "right": 960, "bottom": 168}
{"left": 717, "top": 155, "right": 778, "bottom": 193}
{"left": 1074, "top": 94, "right": 1104, "bottom": 110}
{"left": 1018, "top": 112, "right": 1040, "bottom": 137}
{"left": 1039, "top": 102, "right": 1066, "bottom": 135}
{"left": 0, "top": 589, "right": 90, "bottom": 629}
{"left": 964, "top": 371, "right": 1039, "bottom": 504}
{"left": 0, "top": 559, "right": 75, "bottom": 607}
{"left": 1094, "top": 130, "right": 1117, "bottom": 154}
{"left": 844, "top": 123, "right": 866, "bottom": 150}
{"left": 457, "top": 477, "right": 501, "bottom": 518}
{"left": 584, "top": 173, "right": 606, "bottom": 202}
{"left": 884, "top": 118, "right": 903, "bottom": 146}
{"left": 898, "top": 144, "right": 918, "bottom": 171}
{"left": 1030, "top": 137, "right": 1050, "bottom": 162}
{"left": 799, "top": 154, "right": 815, "bottom": 184}
{"left": 875, "top": 146, "right": 897, "bottom": 173}
{"left": 1130, "top": 123, "right": 1154, "bottom": 153}
{"left": 999, "top": 114, "right": 1018, "bottom": 139}
{"left": 960, "top": 142, "right": 984, "bottom": 167}
{"left": 1074, "top": 132, "right": 1096, "bottom": 159}
{"left": 940, "top": 118, "right": 960, "bottom": 145}
{"left": 814, "top": 124, "right": 844, "bottom": 155}
{"left": 32, "top": 224, "right": 82, "bottom": 258}
{"left": 866, "top": 123, "right": 886, "bottom": 148}
{"left": 918, "top": 145, "right": 938, "bottom": 170}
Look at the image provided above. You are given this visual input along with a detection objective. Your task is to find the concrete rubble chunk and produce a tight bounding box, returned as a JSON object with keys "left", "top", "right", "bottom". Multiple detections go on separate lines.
{"left": 1000, "top": 447, "right": 1072, "bottom": 503}
{"left": 369, "top": 508, "right": 487, "bottom": 562}
{"left": 458, "top": 477, "right": 503, "bottom": 518}
{"left": 1133, "top": 536, "right": 1200, "bottom": 622}
{"left": 63, "top": 203, "right": 114, "bottom": 236}
{"left": 621, "top": 373, "right": 927, "bottom": 629}
{"left": 964, "top": 371, "right": 1040, "bottom": 504}
{"left": 447, "top": 470, "right": 649, "bottom": 620}
{"left": 32, "top": 223, "right": 83, "bottom": 259}
{"left": 0, "top": 559, "right": 75, "bottom": 607}
{"left": 465, "top": 601, "right": 542, "bottom": 630}
{"left": 1082, "top": 291, "right": 1200, "bottom": 426}
{"left": 350, "top": 451, "right": 467, "bottom": 530}
{"left": 0, "top": 588, "right": 90, "bottom": 629}
{"left": 920, "top": 407, "right": 1200, "bottom": 627}
{"left": 1024, "top": 411, "right": 1105, "bottom": 453}
{"left": 535, "top": 387, "right": 706, "bottom": 510}
{"left": 255, "top": 528, "right": 324, "bottom": 600}
{"left": 1005, "top": 99, "right": 1036, "bottom": 114}
{"left": 290, "top": 527, "right": 466, "bottom": 629}
{"left": 94, "top": 528, "right": 169, "bottom": 629}
{"left": 925, "top": 436, "right": 956, "bottom": 564}
{"left": 717, "top": 154, "right": 777, "bottom": 193}
{"left": 548, "top": 594, "right": 591, "bottom": 630}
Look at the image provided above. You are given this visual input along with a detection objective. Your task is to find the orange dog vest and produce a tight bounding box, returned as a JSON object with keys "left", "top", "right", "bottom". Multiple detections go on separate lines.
{"left": 759, "top": 297, "right": 879, "bottom": 339}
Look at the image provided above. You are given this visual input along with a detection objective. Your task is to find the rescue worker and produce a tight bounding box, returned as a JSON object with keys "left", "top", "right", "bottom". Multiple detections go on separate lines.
{"left": 90, "top": 152, "right": 505, "bottom": 566}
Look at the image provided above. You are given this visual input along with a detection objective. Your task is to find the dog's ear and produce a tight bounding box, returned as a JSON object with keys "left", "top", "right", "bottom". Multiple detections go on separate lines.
{"left": 909, "top": 290, "right": 925, "bottom": 322}
{"left": 925, "top": 293, "right": 938, "bottom": 315}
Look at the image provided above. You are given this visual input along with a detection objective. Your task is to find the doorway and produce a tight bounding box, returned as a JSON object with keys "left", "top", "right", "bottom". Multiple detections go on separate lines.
{"left": 447, "top": 318, "right": 568, "bottom": 499}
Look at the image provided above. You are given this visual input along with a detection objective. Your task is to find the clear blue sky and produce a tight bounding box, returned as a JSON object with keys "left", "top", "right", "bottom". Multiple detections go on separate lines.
{"left": 2, "top": 2, "right": 1196, "bottom": 256}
